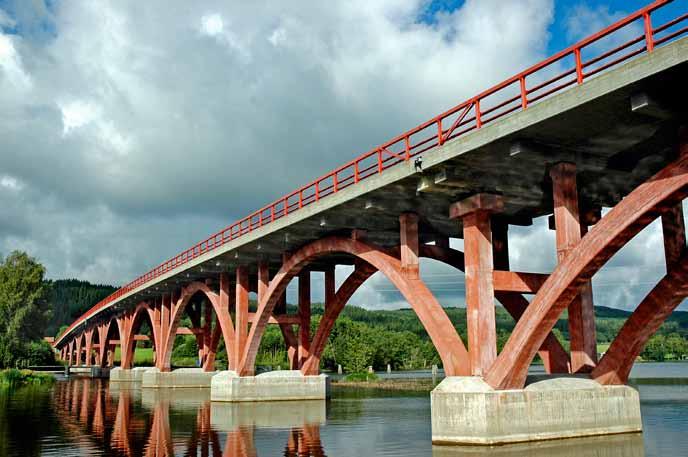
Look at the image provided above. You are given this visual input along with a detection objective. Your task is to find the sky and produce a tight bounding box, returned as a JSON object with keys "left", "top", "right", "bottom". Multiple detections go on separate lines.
{"left": 0, "top": 0, "right": 685, "bottom": 312}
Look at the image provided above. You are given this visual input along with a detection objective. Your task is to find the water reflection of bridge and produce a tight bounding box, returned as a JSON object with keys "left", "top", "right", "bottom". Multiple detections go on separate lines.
{"left": 53, "top": 379, "right": 646, "bottom": 456}
{"left": 53, "top": 378, "right": 326, "bottom": 456}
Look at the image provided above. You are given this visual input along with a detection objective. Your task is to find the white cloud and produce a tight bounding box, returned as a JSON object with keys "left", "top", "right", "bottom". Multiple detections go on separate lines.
{"left": 0, "top": 33, "right": 31, "bottom": 90}
{"left": 268, "top": 27, "right": 287, "bottom": 47}
{"left": 200, "top": 13, "right": 224, "bottom": 37}
{"left": 0, "top": 175, "right": 23, "bottom": 191}
{"left": 58, "top": 99, "right": 101, "bottom": 135}
{"left": 199, "top": 12, "right": 249, "bottom": 59}
{"left": 21, "top": 0, "right": 681, "bottom": 314}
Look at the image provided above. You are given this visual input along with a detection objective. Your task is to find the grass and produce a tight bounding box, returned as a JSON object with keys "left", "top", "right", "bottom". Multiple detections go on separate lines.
{"left": 113, "top": 347, "right": 155, "bottom": 365}
{"left": 597, "top": 343, "right": 611, "bottom": 354}
{"left": 0, "top": 369, "right": 55, "bottom": 388}
{"left": 343, "top": 372, "right": 379, "bottom": 382}
{"left": 334, "top": 377, "right": 436, "bottom": 392}
{"left": 111, "top": 347, "right": 202, "bottom": 368}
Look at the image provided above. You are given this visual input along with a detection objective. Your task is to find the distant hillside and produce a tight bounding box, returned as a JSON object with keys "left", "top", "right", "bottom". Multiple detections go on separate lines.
{"left": 46, "top": 277, "right": 688, "bottom": 345}
{"left": 46, "top": 279, "right": 117, "bottom": 337}
{"left": 310, "top": 304, "right": 688, "bottom": 345}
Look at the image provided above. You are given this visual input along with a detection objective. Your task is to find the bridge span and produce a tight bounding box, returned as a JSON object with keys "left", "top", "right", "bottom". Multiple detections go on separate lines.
{"left": 53, "top": 0, "right": 687, "bottom": 445}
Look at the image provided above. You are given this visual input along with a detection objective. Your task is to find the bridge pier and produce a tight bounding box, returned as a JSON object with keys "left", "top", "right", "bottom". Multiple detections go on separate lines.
{"left": 110, "top": 366, "right": 153, "bottom": 382}
{"left": 431, "top": 376, "right": 641, "bottom": 445}
{"left": 141, "top": 368, "right": 218, "bottom": 388}
{"left": 210, "top": 370, "right": 329, "bottom": 402}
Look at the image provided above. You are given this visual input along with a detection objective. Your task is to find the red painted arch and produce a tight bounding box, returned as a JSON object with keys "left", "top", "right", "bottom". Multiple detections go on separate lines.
{"left": 593, "top": 252, "right": 688, "bottom": 384}
{"left": 486, "top": 153, "right": 688, "bottom": 389}
{"left": 238, "top": 237, "right": 470, "bottom": 376}
{"left": 300, "top": 245, "right": 569, "bottom": 375}
{"left": 158, "top": 281, "right": 235, "bottom": 372}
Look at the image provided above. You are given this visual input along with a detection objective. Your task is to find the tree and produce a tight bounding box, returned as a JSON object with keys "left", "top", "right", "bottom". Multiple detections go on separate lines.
{"left": 323, "top": 318, "right": 375, "bottom": 373}
{"left": 641, "top": 334, "right": 667, "bottom": 361}
{"left": 0, "top": 251, "right": 51, "bottom": 368}
{"left": 666, "top": 333, "right": 688, "bottom": 360}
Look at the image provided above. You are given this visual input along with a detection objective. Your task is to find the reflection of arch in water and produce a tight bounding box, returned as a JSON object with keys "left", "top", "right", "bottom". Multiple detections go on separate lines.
{"left": 53, "top": 378, "right": 329, "bottom": 457}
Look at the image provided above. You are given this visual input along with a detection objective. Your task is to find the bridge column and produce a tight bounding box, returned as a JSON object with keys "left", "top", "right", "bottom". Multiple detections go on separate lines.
{"left": 450, "top": 194, "right": 502, "bottom": 376}
{"left": 298, "top": 270, "right": 311, "bottom": 368}
{"left": 75, "top": 335, "right": 83, "bottom": 367}
{"left": 118, "top": 313, "right": 135, "bottom": 369}
{"left": 68, "top": 341, "right": 75, "bottom": 366}
{"left": 84, "top": 329, "right": 94, "bottom": 366}
{"left": 399, "top": 213, "right": 419, "bottom": 278}
{"left": 157, "top": 294, "right": 173, "bottom": 372}
{"left": 97, "top": 322, "right": 110, "bottom": 368}
{"left": 234, "top": 266, "right": 249, "bottom": 371}
{"left": 550, "top": 162, "right": 597, "bottom": 373}
{"left": 220, "top": 272, "right": 235, "bottom": 370}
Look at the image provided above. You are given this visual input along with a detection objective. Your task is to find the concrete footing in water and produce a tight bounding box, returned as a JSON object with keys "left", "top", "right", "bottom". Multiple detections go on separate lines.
{"left": 210, "top": 370, "right": 329, "bottom": 402}
{"left": 431, "top": 377, "right": 642, "bottom": 445}
{"left": 141, "top": 367, "right": 217, "bottom": 388}
{"left": 110, "top": 366, "right": 153, "bottom": 382}
{"left": 67, "top": 366, "right": 110, "bottom": 378}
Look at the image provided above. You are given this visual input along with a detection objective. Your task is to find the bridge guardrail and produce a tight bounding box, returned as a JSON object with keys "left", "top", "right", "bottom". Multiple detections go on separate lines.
{"left": 55, "top": 0, "right": 687, "bottom": 347}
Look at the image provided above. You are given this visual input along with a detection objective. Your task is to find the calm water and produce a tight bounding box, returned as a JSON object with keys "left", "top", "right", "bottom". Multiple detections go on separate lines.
{"left": 0, "top": 364, "right": 687, "bottom": 456}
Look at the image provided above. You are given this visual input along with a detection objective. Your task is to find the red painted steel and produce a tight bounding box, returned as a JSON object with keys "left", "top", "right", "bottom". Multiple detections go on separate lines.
{"left": 299, "top": 244, "right": 569, "bottom": 376}
{"left": 238, "top": 236, "right": 471, "bottom": 376}
{"left": 485, "top": 152, "right": 688, "bottom": 389}
{"left": 593, "top": 204, "right": 687, "bottom": 385}
{"left": 54, "top": 0, "right": 685, "bottom": 348}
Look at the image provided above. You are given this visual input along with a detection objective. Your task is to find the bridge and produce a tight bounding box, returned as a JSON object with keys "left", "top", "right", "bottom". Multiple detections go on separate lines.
{"left": 53, "top": 0, "right": 688, "bottom": 445}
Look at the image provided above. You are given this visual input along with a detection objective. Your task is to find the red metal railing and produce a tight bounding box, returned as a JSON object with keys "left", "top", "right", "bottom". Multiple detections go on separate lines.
{"left": 55, "top": 0, "right": 686, "bottom": 346}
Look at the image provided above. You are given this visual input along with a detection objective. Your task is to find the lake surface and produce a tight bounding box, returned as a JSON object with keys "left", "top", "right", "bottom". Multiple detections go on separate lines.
{"left": 1, "top": 363, "right": 687, "bottom": 456}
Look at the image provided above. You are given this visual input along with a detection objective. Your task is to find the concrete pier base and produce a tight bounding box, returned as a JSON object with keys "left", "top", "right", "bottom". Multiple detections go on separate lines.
{"left": 210, "top": 370, "right": 329, "bottom": 402}
{"left": 141, "top": 367, "right": 217, "bottom": 388}
{"left": 431, "top": 377, "right": 642, "bottom": 445}
{"left": 67, "top": 366, "right": 110, "bottom": 378}
{"left": 110, "top": 366, "right": 152, "bottom": 382}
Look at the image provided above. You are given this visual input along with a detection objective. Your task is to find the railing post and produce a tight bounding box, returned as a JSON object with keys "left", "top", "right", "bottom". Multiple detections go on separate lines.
{"left": 475, "top": 99, "right": 482, "bottom": 129}
{"left": 574, "top": 48, "right": 584, "bottom": 84}
{"left": 315, "top": 181, "right": 320, "bottom": 201}
{"left": 377, "top": 150, "right": 383, "bottom": 174}
{"left": 437, "top": 119, "right": 444, "bottom": 145}
{"left": 404, "top": 136, "right": 411, "bottom": 161}
{"left": 333, "top": 172, "right": 338, "bottom": 192}
{"left": 354, "top": 161, "right": 360, "bottom": 183}
{"left": 519, "top": 76, "right": 528, "bottom": 109}
{"left": 644, "top": 12, "right": 654, "bottom": 52}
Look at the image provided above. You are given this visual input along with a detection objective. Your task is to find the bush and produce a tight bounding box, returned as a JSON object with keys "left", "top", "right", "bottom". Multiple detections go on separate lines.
{"left": 0, "top": 369, "right": 55, "bottom": 387}
{"left": 172, "top": 335, "right": 199, "bottom": 358}
{"left": 344, "top": 372, "right": 379, "bottom": 382}
{"left": 24, "top": 340, "right": 56, "bottom": 366}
